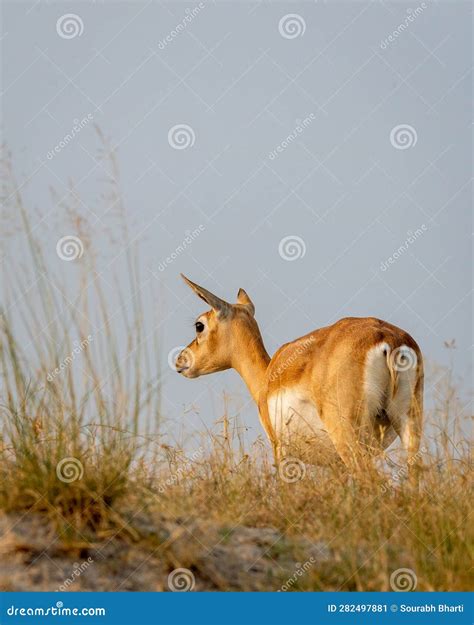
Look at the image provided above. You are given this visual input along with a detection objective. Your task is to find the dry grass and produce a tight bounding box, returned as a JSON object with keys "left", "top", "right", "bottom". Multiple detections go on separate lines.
{"left": 135, "top": 402, "right": 472, "bottom": 591}
{"left": 0, "top": 143, "right": 472, "bottom": 591}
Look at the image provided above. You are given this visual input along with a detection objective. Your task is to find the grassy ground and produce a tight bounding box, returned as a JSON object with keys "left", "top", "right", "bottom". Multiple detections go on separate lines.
{"left": 0, "top": 144, "right": 471, "bottom": 591}
{"left": 0, "top": 408, "right": 471, "bottom": 591}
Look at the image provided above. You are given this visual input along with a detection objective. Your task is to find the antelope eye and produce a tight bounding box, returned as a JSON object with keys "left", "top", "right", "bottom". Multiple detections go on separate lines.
{"left": 195, "top": 321, "right": 204, "bottom": 333}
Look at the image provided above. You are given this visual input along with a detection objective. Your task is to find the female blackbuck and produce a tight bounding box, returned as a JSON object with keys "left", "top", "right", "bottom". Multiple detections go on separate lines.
{"left": 176, "top": 275, "right": 424, "bottom": 473}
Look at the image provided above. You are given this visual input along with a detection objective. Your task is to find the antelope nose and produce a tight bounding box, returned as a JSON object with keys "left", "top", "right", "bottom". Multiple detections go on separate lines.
{"left": 175, "top": 350, "right": 190, "bottom": 372}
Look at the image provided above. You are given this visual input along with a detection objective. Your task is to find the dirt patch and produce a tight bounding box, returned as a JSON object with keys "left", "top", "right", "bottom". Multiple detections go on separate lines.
{"left": 0, "top": 512, "right": 330, "bottom": 592}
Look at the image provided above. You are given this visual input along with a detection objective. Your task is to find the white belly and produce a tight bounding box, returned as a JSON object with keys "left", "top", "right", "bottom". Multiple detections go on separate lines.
{"left": 267, "top": 388, "right": 338, "bottom": 464}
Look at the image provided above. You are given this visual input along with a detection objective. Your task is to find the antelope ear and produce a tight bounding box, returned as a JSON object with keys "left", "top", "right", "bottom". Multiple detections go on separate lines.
{"left": 237, "top": 288, "right": 255, "bottom": 316}
{"left": 181, "top": 274, "right": 231, "bottom": 317}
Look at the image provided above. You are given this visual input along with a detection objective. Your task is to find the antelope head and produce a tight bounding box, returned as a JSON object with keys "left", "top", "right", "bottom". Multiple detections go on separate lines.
{"left": 175, "top": 274, "right": 262, "bottom": 380}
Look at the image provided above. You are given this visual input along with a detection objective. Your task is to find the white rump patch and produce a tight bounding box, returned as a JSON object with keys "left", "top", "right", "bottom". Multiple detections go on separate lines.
{"left": 365, "top": 342, "right": 418, "bottom": 429}
{"left": 387, "top": 345, "right": 418, "bottom": 424}
{"left": 364, "top": 342, "right": 391, "bottom": 417}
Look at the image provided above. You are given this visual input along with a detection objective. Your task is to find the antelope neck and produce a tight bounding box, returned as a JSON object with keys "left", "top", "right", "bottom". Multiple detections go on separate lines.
{"left": 231, "top": 324, "right": 270, "bottom": 403}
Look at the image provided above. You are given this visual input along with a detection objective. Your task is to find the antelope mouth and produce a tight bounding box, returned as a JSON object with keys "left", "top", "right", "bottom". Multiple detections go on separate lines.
{"left": 176, "top": 365, "right": 198, "bottom": 378}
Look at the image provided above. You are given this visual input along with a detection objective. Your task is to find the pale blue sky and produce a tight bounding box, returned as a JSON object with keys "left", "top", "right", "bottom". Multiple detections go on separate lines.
{"left": 2, "top": 1, "right": 472, "bottom": 445}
